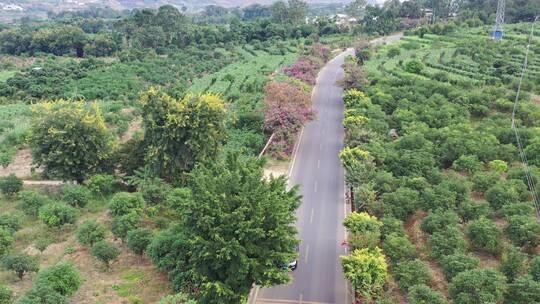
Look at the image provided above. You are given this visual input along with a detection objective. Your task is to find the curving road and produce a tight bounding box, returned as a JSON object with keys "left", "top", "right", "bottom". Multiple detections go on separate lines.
{"left": 252, "top": 34, "right": 403, "bottom": 304}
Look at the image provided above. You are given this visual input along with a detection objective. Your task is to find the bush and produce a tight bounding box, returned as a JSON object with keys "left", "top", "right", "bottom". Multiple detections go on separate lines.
{"left": 126, "top": 228, "right": 153, "bottom": 255}
{"left": 0, "top": 284, "right": 12, "bottom": 304}
{"left": 441, "top": 253, "right": 480, "bottom": 281}
{"left": 87, "top": 174, "right": 116, "bottom": 196}
{"left": 500, "top": 245, "right": 527, "bottom": 283}
{"left": 343, "top": 212, "right": 382, "bottom": 249}
{"left": 0, "top": 174, "right": 23, "bottom": 197}
{"left": 458, "top": 200, "right": 492, "bottom": 222}
{"left": 34, "top": 238, "right": 52, "bottom": 254}
{"left": 420, "top": 210, "right": 460, "bottom": 234}
{"left": 341, "top": 247, "right": 388, "bottom": 299}
{"left": 380, "top": 217, "right": 405, "bottom": 239}
{"left": 381, "top": 187, "right": 419, "bottom": 221}
{"left": 505, "top": 215, "right": 540, "bottom": 248}
{"left": 531, "top": 255, "right": 540, "bottom": 282}
{"left": 405, "top": 60, "right": 424, "bottom": 74}
{"left": 504, "top": 275, "right": 540, "bottom": 304}
{"left": 1, "top": 252, "right": 39, "bottom": 280}
{"left": 452, "top": 155, "right": 482, "bottom": 174}
{"left": 466, "top": 217, "right": 502, "bottom": 254}
{"left": 489, "top": 160, "right": 508, "bottom": 173}
{"left": 408, "top": 284, "right": 448, "bottom": 304}
{"left": 0, "top": 213, "right": 22, "bottom": 234}
{"left": 38, "top": 202, "right": 79, "bottom": 227}
{"left": 394, "top": 259, "right": 431, "bottom": 291}
{"left": 0, "top": 227, "right": 14, "bottom": 256}
{"left": 485, "top": 182, "right": 520, "bottom": 210}
{"left": 76, "top": 220, "right": 106, "bottom": 246}
{"left": 61, "top": 185, "right": 91, "bottom": 208}
{"left": 499, "top": 202, "right": 535, "bottom": 219}
{"left": 111, "top": 212, "right": 140, "bottom": 241}
{"left": 158, "top": 293, "right": 197, "bottom": 304}
{"left": 109, "top": 192, "right": 144, "bottom": 217}
{"left": 383, "top": 233, "right": 417, "bottom": 263}
{"left": 91, "top": 240, "right": 120, "bottom": 268}
{"left": 428, "top": 226, "right": 467, "bottom": 261}
{"left": 138, "top": 178, "right": 170, "bottom": 205}
{"left": 471, "top": 171, "right": 500, "bottom": 193}
{"left": 34, "top": 262, "right": 81, "bottom": 296}
{"left": 16, "top": 282, "right": 67, "bottom": 304}
{"left": 387, "top": 47, "right": 400, "bottom": 58}
{"left": 18, "top": 190, "right": 49, "bottom": 217}
{"left": 449, "top": 269, "right": 506, "bottom": 304}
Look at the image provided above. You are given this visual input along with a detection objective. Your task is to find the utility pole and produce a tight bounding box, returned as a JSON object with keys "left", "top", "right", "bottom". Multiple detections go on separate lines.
{"left": 493, "top": 0, "right": 505, "bottom": 40}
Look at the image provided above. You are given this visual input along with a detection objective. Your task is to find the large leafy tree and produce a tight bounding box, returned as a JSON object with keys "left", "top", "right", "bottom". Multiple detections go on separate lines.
{"left": 341, "top": 247, "right": 388, "bottom": 300}
{"left": 140, "top": 87, "right": 226, "bottom": 182}
{"left": 29, "top": 101, "right": 114, "bottom": 183}
{"left": 148, "top": 153, "right": 301, "bottom": 304}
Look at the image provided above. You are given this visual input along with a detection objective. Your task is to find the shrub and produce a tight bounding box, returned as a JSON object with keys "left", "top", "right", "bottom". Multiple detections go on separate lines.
{"left": 449, "top": 269, "right": 506, "bottom": 304}
{"left": 87, "top": 174, "right": 116, "bottom": 196}
{"left": 38, "top": 202, "right": 79, "bottom": 227}
{"left": 126, "top": 228, "right": 153, "bottom": 255}
{"left": 0, "top": 284, "right": 12, "bottom": 304}
{"left": 408, "top": 284, "right": 448, "bottom": 304}
{"left": 505, "top": 215, "right": 540, "bottom": 248}
{"left": 387, "top": 47, "right": 401, "bottom": 58}
{"left": 343, "top": 212, "right": 382, "bottom": 249}
{"left": 34, "top": 238, "right": 52, "bottom": 254}
{"left": 531, "top": 255, "right": 540, "bottom": 282}
{"left": 158, "top": 293, "right": 197, "bottom": 304}
{"left": 499, "top": 202, "right": 535, "bottom": 219}
{"left": 0, "top": 227, "right": 14, "bottom": 256}
{"left": 394, "top": 259, "right": 431, "bottom": 291}
{"left": 0, "top": 174, "right": 23, "bottom": 197}
{"left": 500, "top": 245, "right": 527, "bottom": 283}
{"left": 382, "top": 233, "right": 417, "bottom": 263}
{"left": 17, "top": 282, "right": 67, "bottom": 304}
{"left": 466, "top": 217, "right": 502, "bottom": 254}
{"left": 489, "top": 160, "right": 508, "bottom": 173}
{"left": 341, "top": 247, "right": 388, "bottom": 299}
{"left": 34, "top": 262, "right": 81, "bottom": 296}
{"left": 91, "top": 240, "right": 120, "bottom": 268}
{"left": 0, "top": 213, "right": 22, "bottom": 234}
{"left": 452, "top": 155, "right": 482, "bottom": 174}
{"left": 471, "top": 171, "right": 501, "bottom": 193}
{"left": 18, "top": 190, "right": 49, "bottom": 217}
{"left": 109, "top": 192, "right": 144, "bottom": 217}
{"left": 381, "top": 187, "right": 419, "bottom": 221}
{"left": 485, "top": 182, "right": 520, "bottom": 210}
{"left": 76, "top": 220, "right": 106, "bottom": 246}
{"left": 428, "top": 226, "right": 467, "bottom": 261}
{"left": 138, "top": 178, "right": 170, "bottom": 205}
{"left": 441, "top": 253, "right": 480, "bottom": 281}
{"left": 420, "top": 210, "right": 460, "bottom": 235}
{"left": 405, "top": 60, "right": 424, "bottom": 74}
{"left": 380, "top": 217, "right": 405, "bottom": 239}
{"left": 111, "top": 212, "right": 140, "bottom": 241}
{"left": 1, "top": 252, "right": 39, "bottom": 280}
{"left": 61, "top": 185, "right": 91, "bottom": 208}
{"left": 504, "top": 275, "right": 540, "bottom": 304}
{"left": 458, "top": 200, "right": 492, "bottom": 222}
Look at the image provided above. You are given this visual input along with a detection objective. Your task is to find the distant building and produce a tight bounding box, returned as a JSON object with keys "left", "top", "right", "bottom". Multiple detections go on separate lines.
{"left": 0, "top": 3, "right": 24, "bottom": 11}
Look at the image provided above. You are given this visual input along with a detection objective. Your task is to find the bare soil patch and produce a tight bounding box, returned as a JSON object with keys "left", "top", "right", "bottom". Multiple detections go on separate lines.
{"left": 0, "top": 149, "right": 38, "bottom": 178}
{"left": 121, "top": 117, "right": 142, "bottom": 143}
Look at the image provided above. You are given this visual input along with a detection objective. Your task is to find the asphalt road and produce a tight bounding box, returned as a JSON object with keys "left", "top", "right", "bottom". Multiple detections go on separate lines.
{"left": 253, "top": 33, "right": 403, "bottom": 304}
{"left": 255, "top": 48, "right": 354, "bottom": 304}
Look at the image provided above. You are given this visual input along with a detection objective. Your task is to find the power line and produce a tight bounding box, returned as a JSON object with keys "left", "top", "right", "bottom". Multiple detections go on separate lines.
{"left": 511, "top": 16, "right": 540, "bottom": 219}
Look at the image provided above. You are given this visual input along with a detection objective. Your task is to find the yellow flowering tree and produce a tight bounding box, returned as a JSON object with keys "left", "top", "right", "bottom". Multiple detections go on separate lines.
{"left": 29, "top": 101, "right": 114, "bottom": 183}
{"left": 341, "top": 247, "right": 388, "bottom": 301}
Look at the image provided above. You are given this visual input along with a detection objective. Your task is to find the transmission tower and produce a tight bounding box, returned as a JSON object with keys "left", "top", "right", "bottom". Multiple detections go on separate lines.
{"left": 493, "top": 0, "right": 505, "bottom": 40}
{"left": 448, "top": 0, "right": 459, "bottom": 18}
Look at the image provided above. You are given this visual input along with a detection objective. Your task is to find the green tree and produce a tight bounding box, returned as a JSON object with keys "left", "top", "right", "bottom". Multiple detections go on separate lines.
{"left": 140, "top": 88, "right": 226, "bottom": 181}
{"left": 428, "top": 226, "right": 467, "bottom": 260}
{"left": 0, "top": 284, "right": 12, "bottom": 304}
{"left": 34, "top": 262, "right": 81, "bottom": 296}
{"left": 0, "top": 227, "right": 14, "bottom": 256}
{"left": 504, "top": 215, "right": 540, "bottom": 248}
{"left": 126, "top": 228, "right": 153, "bottom": 255}
{"left": 343, "top": 212, "right": 382, "bottom": 249}
{"left": 485, "top": 182, "right": 520, "bottom": 210}
{"left": 0, "top": 174, "right": 23, "bottom": 197}
{"left": 76, "top": 220, "right": 106, "bottom": 246}
{"left": 18, "top": 191, "right": 49, "bottom": 217}
{"left": 405, "top": 60, "right": 424, "bottom": 74}
{"left": 394, "top": 259, "right": 432, "bottom": 291}
{"left": 408, "top": 284, "right": 448, "bottom": 304}
{"left": 61, "top": 185, "right": 91, "bottom": 208}
{"left": 108, "top": 192, "right": 144, "bottom": 217}
{"left": 383, "top": 233, "right": 417, "bottom": 263}
{"left": 111, "top": 212, "right": 140, "bottom": 241}
{"left": 531, "top": 255, "right": 540, "bottom": 281}
{"left": 500, "top": 245, "right": 527, "bottom": 282}
{"left": 441, "top": 253, "right": 480, "bottom": 281}
{"left": 0, "top": 213, "right": 22, "bottom": 234}
{"left": 504, "top": 275, "right": 540, "bottom": 304}
{"left": 34, "top": 238, "right": 52, "bottom": 254}
{"left": 16, "top": 284, "right": 67, "bottom": 304}
{"left": 29, "top": 101, "right": 114, "bottom": 183}
{"left": 1, "top": 252, "right": 39, "bottom": 280}
{"left": 91, "top": 241, "right": 120, "bottom": 268}
{"left": 341, "top": 247, "right": 388, "bottom": 300}
{"left": 465, "top": 217, "right": 502, "bottom": 254}
{"left": 449, "top": 269, "right": 506, "bottom": 304}
{"left": 148, "top": 153, "right": 300, "bottom": 304}
{"left": 38, "top": 202, "right": 78, "bottom": 227}
{"left": 420, "top": 210, "right": 459, "bottom": 234}
{"left": 158, "top": 293, "right": 197, "bottom": 304}
{"left": 346, "top": 0, "right": 368, "bottom": 17}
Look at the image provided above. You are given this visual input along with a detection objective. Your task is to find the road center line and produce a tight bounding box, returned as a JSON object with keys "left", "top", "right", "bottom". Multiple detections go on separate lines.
{"left": 310, "top": 209, "right": 314, "bottom": 223}
{"left": 319, "top": 143, "right": 323, "bottom": 151}
{"left": 304, "top": 245, "right": 309, "bottom": 264}
{"left": 314, "top": 181, "right": 318, "bottom": 193}
{"left": 299, "top": 294, "right": 303, "bottom": 304}
{"left": 317, "top": 159, "right": 320, "bottom": 169}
